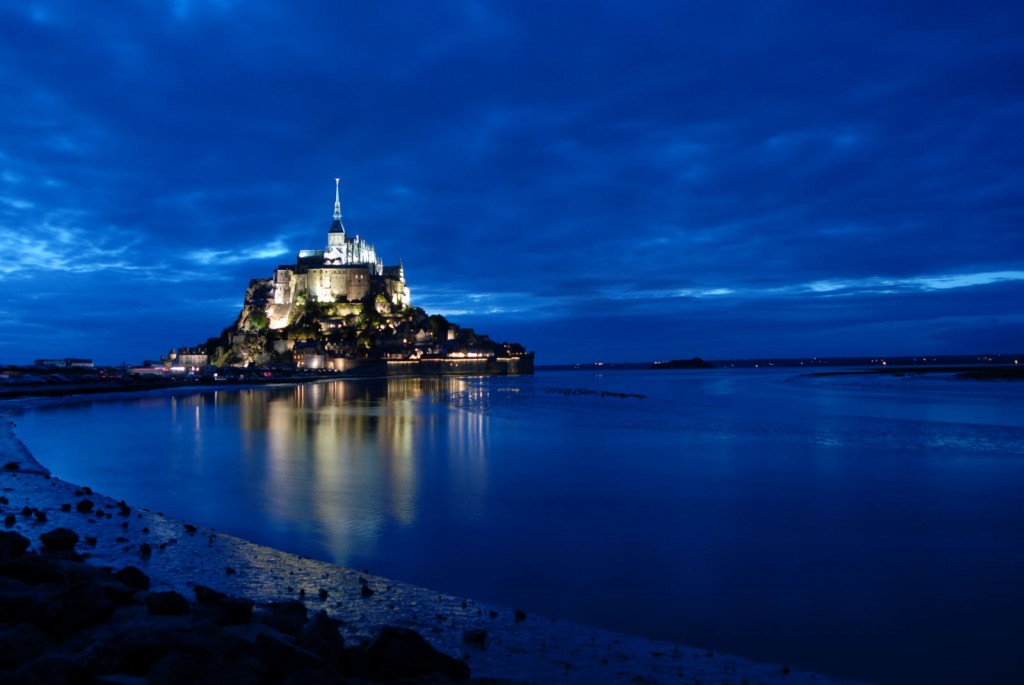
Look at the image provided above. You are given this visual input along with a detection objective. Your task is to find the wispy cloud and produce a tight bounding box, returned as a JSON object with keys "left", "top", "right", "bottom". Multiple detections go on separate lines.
{"left": 420, "top": 267, "right": 1024, "bottom": 321}
{"left": 0, "top": 195, "right": 34, "bottom": 210}
{"left": 799, "top": 271, "right": 1024, "bottom": 297}
{"left": 0, "top": 220, "right": 141, "bottom": 277}
{"left": 186, "top": 240, "right": 290, "bottom": 266}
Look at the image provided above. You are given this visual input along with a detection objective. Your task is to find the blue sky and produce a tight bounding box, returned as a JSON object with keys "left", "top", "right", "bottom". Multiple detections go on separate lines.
{"left": 2, "top": 1, "right": 1022, "bottom": 365}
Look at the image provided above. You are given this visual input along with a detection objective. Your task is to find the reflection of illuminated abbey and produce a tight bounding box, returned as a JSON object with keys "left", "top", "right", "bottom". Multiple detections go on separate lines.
{"left": 268, "top": 179, "right": 410, "bottom": 323}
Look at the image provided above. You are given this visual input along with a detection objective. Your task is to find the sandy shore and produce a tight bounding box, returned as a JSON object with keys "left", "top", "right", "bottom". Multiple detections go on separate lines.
{"left": 1, "top": 412, "right": 871, "bottom": 684}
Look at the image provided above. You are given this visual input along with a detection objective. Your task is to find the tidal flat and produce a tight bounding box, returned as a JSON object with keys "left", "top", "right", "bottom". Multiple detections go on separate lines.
{"left": 4, "top": 367, "right": 1024, "bottom": 683}
{"left": 0, "top": 414, "right": 862, "bottom": 684}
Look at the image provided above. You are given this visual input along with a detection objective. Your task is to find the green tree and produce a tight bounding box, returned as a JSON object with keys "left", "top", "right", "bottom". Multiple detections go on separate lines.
{"left": 246, "top": 309, "right": 269, "bottom": 331}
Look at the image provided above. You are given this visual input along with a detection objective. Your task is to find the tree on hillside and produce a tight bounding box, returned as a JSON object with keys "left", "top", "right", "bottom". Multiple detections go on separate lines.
{"left": 246, "top": 309, "right": 269, "bottom": 331}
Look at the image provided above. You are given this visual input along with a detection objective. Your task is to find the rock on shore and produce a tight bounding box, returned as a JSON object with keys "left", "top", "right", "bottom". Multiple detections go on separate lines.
{"left": 0, "top": 533, "right": 471, "bottom": 683}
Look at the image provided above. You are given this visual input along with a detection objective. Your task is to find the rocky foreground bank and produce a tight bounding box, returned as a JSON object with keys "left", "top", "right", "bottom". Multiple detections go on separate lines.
{"left": 0, "top": 415, "right": 870, "bottom": 684}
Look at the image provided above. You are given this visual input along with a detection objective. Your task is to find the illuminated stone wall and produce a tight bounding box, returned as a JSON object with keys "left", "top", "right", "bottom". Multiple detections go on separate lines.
{"left": 272, "top": 269, "right": 294, "bottom": 305}
{"left": 272, "top": 266, "right": 408, "bottom": 309}
{"left": 383, "top": 275, "right": 411, "bottom": 307}
{"left": 177, "top": 353, "right": 209, "bottom": 369}
{"left": 307, "top": 266, "right": 373, "bottom": 303}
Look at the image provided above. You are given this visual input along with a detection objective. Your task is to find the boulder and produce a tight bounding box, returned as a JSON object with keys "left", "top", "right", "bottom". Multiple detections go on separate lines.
{"left": 221, "top": 596, "right": 255, "bottom": 626}
{"left": 296, "top": 610, "right": 345, "bottom": 661}
{"left": 0, "top": 576, "right": 64, "bottom": 630}
{"left": 0, "top": 621, "right": 54, "bottom": 669}
{"left": 53, "top": 574, "right": 117, "bottom": 638}
{"left": 79, "top": 636, "right": 124, "bottom": 678}
{"left": 114, "top": 566, "right": 150, "bottom": 590}
{"left": 191, "top": 589, "right": 254, "bottom": 627}
{"left": 252, "top": 600, "right": 307, "bottom": 635}
{"left": 109, "top": 621, "right": 245, "bottom": 676}
{"left": 194, "top": 656, "right": 265, "bottom": 685}
{"left": 345, "top": 626, "right": 470, "bottom": 681}
{"left": 254, "top": 631, "right": 326, "bottom": 680}
{"left": 147, "top": 651, "right": 199, "bottom": 685}
{"left": 5, "top": 554, "right": 132, "bottom": 603}
{"left": 0, "top": 554, "right": 71, "bottom": 584}
{"left": 39, "top": 527, "right": 79, "bottom": 551}
{"left": 0, "top": 530, "right": 30, "bottom": 563}
{"left": 112, "top": 629, "right": 191, "bottom": 676}
{"left": 193, "top": 584, "right": 227, "bottom": 605}
{"left": 146, "top": 591, "right": 191, "bottom": 616}
{"left": 5, "top": 654, "right": 83, "bottom": 685}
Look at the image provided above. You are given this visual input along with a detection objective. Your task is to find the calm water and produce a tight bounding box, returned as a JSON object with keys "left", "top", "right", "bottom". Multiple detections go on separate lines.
{"left": 7, "top": 368, "right": 1024, "bottom": 684}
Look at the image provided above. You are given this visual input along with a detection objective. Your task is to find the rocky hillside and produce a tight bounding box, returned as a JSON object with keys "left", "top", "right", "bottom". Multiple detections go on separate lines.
{"left": 195, "top": 278, "right": 527, "bottom": 369}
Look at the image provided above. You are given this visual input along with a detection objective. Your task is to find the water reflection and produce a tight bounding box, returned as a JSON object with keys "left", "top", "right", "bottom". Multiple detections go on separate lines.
{"left": 165, "top": 378, "right": 489, "bottom": 563}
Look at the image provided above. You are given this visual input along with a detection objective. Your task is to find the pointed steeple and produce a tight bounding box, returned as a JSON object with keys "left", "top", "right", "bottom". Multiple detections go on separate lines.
{"left": 329, "top": 177, "right": 345, "bottom": 235}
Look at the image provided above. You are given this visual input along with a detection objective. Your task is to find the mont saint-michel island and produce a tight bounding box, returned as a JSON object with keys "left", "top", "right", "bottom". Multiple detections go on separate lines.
{"left": 167, "top": 180, "right": 533, "bottom": 378}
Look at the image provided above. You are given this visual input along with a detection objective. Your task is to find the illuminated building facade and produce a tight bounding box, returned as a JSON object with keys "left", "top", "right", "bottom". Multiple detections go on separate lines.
{"left": 267, "top": 179, "right": 410, "bottom": 328}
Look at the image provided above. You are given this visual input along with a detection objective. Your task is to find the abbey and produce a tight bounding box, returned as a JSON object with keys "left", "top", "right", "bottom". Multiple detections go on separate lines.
{"left": 266, "top": 179, "right": 410, "bottom": 328}
{"left": 171, "top": 179, "right": 533, "bottom": 375}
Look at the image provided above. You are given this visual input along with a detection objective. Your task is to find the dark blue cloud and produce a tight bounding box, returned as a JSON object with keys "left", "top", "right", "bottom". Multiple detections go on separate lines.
{"left": 1, "top": 1, "right": 1022, "bottom": 364}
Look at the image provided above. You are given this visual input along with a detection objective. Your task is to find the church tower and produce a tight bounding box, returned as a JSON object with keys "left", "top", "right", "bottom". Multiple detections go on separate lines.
{"left": 328, "top": 178, "right": 346, "bottom": 247}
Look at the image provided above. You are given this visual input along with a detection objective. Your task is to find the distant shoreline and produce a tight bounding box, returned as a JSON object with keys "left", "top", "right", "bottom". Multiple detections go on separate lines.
{"left": 806, "top": 365, "right": 1024, "bottom": 380}
{"left": 0, "top": 367, "right": 465, "bottom": 401}
{"left": 540, "top": 353, "right": 1022, "bottom": 371}
{"left": 3, "top": 360, "right": 1021, "bottom": 402}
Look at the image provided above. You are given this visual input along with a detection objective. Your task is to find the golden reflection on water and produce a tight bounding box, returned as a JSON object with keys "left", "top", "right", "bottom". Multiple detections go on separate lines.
{"left": 169, "top": 392, "right": 215, "bottom": 473}
{"left": 170, "top": 378, "right": 488, "bottom": 562}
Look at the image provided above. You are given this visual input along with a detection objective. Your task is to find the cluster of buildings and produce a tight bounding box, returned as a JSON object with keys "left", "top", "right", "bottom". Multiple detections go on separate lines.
{"left": 32, "top": 358, "right": 94, "bottom": 368}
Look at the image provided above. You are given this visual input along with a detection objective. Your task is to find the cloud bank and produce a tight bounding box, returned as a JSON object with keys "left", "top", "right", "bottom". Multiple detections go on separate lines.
{"left": 1, "top": 1, "right": 1021, "bottom": 363}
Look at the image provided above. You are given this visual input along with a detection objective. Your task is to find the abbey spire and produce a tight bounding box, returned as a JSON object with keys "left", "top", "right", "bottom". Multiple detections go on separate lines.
{"left": 330, "top": 177, "right": 345, "bottom": 234}
{"left": 271, "top": 180, "right": 408, "bottom": 311}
